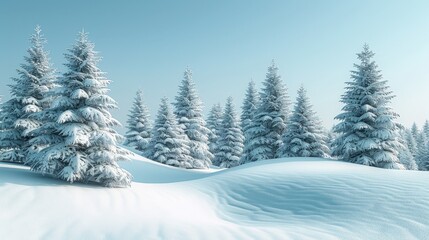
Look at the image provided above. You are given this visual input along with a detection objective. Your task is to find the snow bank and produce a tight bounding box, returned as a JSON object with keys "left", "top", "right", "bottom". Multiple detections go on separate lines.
{"left": 1, "top": 157, "right": 429, "bottom": 240}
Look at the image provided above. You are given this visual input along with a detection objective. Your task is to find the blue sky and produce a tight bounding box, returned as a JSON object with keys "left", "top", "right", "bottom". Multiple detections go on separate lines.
{"left": 1, "top": 0, "right": 429, "bottom": 133}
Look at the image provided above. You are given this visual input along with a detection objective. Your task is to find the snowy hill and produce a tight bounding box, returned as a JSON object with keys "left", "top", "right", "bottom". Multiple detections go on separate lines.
{"left": 1, "top": 155, "right": 429, "bottom": 240}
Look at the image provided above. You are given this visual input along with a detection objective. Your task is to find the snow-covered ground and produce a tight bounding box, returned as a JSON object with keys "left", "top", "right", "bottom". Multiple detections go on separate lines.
{"left": 1, "top": 155, "right": 429, "bottom": 240}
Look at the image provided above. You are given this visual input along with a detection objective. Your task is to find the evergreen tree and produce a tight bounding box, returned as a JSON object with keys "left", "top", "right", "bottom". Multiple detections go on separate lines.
{"left": 397, "top": 131, "right": 418, "bottom": 170}
{"left": 214, "top": 97, "right": 244, "bottom": 168}
{"left": 240, "top": 80, "right": 260, "bottom": 163}
{"left": 146, "top": 98, "right": 193, "bottom": 168}
{"left": 278, "top": 86, "right": 329, "bottom": 158}
{"left": 402, "top": 129, "right": 418, "bottom": 157}
{"left": 398, "top": 144, "right": 418, "bottom": 170}
{"left": 416, "top": 142, "right": 429, "bottom": 171}
{"left": 242, "top": 61, "right": 289, "bottom": 163}
{"left": 325, "top": 126, "right": 338, "bottom": 156}
{"left": 415, "top": 132, "right": 428, "bottom": 170}
{"left": 0, "top": 26, "right": 56, "bottom": 163}
{"left": 411, "top": 123, "right": 419, "bottom": 139}
{"left": 332, "top": 45, "right": 404, "bottom": 169}
{"left": 206, "top": 103, "right": 223, "bottom": 166}
{"left": 29, "top": 31, "right": 131, "bottom": 187}
{"left": 415, "top": 131, "right": 427, "bottom": 153}
{"left": 124, "top": 90, "right": 152, "bottom": 154}
{"left": 174, "top": 68, "right": 212, "bottom": 169}
{"left": 423, "top": 120, "right": 429, "bottom": 142}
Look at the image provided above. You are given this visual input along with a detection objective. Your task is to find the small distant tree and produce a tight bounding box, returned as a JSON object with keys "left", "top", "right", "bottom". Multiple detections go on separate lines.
{"left": 0, "top": 26, "right": 56, "bottom": 164}
{"left": 398, "top": 132, "right": 418, "bottom": 170}
{"left": 423, "top": 120, "right": 429, "bottom": 141}
{"left": 125, "top": 90, "right": 152, "bottom": 154}
{"left": 214, "top": 97, "right": 244, "bottom": 168}
{"left": 206, "top": 103, "right": 223, "bottom": 166}
{"left": 411, "top": 123, "right": 419, "bottom": 139}
{"left": 240, "top": 81, "right": 259, "bottom": 163}
{"left": 278, "top": 86, "right": 329, "bottom": 158}
{"left": 416, "top": 134, "right": 429, "bottom": 170}
{"left": 332, "top": 45, "right": 404, "bottom": 169}
{"left": 403, "top": 129, "right": 418, "bottom": 157}
{"left": 146, "top": 98, "right": 193, "bottom": 168}
{"left": 242, "top": 61, "right": 289, "bottom": 163}
{"left": 325, "top": 126, "right": 338, "bottom": 155}
{"left": 174, "top": 69, "right": 212, "bottom": 169}
{"left": 29, "top": 31, "right": 132, "bottom": 187}
{"left": 416, "top": 142, "right": 429, "bottom": 171}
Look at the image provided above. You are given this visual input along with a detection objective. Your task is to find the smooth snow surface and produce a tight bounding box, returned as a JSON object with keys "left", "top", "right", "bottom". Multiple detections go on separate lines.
{"left": 1, "top": 156, "right": 429, "bottom": 240}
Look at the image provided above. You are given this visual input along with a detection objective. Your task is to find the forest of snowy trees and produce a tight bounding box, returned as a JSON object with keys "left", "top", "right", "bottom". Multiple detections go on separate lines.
{"left": 1, "top": 27, "right": 429, "bottom": 187}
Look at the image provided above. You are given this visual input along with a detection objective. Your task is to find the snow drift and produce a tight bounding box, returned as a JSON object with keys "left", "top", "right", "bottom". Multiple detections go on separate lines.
{"left": 1, "top": 155, "right": 429, "bottom": 240}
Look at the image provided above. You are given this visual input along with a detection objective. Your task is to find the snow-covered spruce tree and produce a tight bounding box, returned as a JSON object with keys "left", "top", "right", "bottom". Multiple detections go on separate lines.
{"left": 174, "top": 68, "right": 212, "bottom": 169}
{"left": 403, "top": 129, "right": 418, "bottom": 157}
{"left": 29, "top": 31, "right": 132, "bottom": 187}
{"left": 124, "top": 90, "right": 152, "bottom": 154}
{"left": 206, "top": 103, "right": 223, "bottom": 166}
{"left": 424, "top": 120, "right": 429, "bottom": 141}
{"left": 278, "top": 86, "right": 329, "bottom": 158}
{"left": 398, "top": 130, "right": 418, "bottom": 170}
{"left": 242, "top": 61, "right": 289, "bottom": 163}
{"left": 416, "top": 142, "right": 429, "bottom": 170}
{"left": 332, "top": 45, "right": 404, "bottom": 169}
{"left": 146, "top": 98, "right": 193, "bottom": 168}
{"left": 325, "top": 126, "right": 338, "bottom": 155}
{"left": 214, "top": 97, "right": 244, "bottom": 168}
{"left": 411, "top": 123, "right": 419, "bottom": 139}
{"left": 240, "top": 80, "right": 260, "bottom": 163}
{"left": 398, "top": 142, "right": 418, "bottom": 170}
{"left": 415, "top": 132, "right": 429, "bottom": 170}
{"left": 0, "top": 26, "right": 56, "bottom": 164}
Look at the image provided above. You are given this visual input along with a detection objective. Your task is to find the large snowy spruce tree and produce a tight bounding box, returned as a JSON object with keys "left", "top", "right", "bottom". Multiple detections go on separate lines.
{"left": 174, "top": 69, "right": 212, "bottom": 168}
{"left": 29, "top": 31, "right": 132, "bottom": 187}
{"left": 146, "top": 98, "right": 193, "bottom": 168}
{"left": 240, "top": 81, "right": 259, "bottom": 163}
{"left": 332, "top": 45, "right": 404, "bottom": 169}
{"left": 206, "top": 103, "right": 223, "bottom": 166}
{"left": 0, "top": 26, "right": 56, "bottom": 163}
{"left": 124, "top": 90, "right": 152, "bottom": 154}
{"left": 278, "top": 86, "right": 329, "bottom": 158}
{"left": 242, "top": 61, "right": 289, "bottom": 163}
{"left": 214, "top": 97, "right": 244, "bottom": 168}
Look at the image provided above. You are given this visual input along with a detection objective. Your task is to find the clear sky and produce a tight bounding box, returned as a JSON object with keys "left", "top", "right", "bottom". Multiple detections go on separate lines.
{"left": 1, "top": 0, "right": 429, "bottom": 133}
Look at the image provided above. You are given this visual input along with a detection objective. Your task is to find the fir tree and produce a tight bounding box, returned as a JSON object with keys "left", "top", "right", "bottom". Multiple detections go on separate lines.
{"left": 278, "top": 86, "right": 329, "bottom": 158}
{"left": 325, "top": 126, "right": 338, "bottom": 155}
{"left": 174, "top": 68, "right": 212, "bottom": 169}
{"left": 124, "top": 90, "right": 152, "bottom": 154}
{"left": 411, "top": 123, "right": 419, "bottom": 139}
{"left": 398, "top": 144, "right": 418, "bottom": 170}
{"left": 415, "top": 131, "right": 427, "bottom": 153}
{"left": 146, "top": 98, "right": 193, "bottom": 168}
{"left": 423, "top": 120, "right": 429, "bottom": 142}
{"left": 29, "top": 31, "right": 131, "bottom": 187}
{"left": 206, "top": 103, "right": 223, "bottom": 166}
{"left": 242, "top": 61, "right": 289, "bottom": 163}
{"left": 214, "top": 97, "right": 244, "bottom": 168}
{"left": 240, "top": 80, "right": 259, "bottom": 163}
{"left": 416, "top": 142, "right": 429, "bottom": 171}
{"left": 403, "top": 129, "right": 418, "bottom": 156}
{"left": 0, "top": 26, "right": 56, "bottom": 163}
{"left": 415, "top": 131, "right": 428, "bottom": 170}
{"left": 332, "top": 45, "right": 404, "bottom": 169}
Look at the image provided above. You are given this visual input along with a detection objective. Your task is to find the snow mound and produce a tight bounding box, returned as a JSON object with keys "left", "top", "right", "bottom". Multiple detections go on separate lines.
{"left": 1, "top": 157, "right": 429, "bottom": 240}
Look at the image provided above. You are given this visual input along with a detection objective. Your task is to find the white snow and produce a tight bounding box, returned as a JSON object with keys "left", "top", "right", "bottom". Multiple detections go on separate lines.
{"left": 1, "top": 154, "right": 429, "bottom": 239}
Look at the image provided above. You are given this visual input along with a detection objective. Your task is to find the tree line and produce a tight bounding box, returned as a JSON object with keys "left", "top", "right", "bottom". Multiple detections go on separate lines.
{"left": 1, "top": 27, "right": 428, "bottom": 187}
